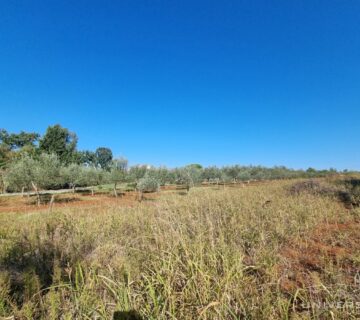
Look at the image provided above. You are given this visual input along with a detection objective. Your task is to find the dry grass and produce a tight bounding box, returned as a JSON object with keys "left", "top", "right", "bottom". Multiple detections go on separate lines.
{"left": 0, "top": 180, "right": 359, "bottom": 319}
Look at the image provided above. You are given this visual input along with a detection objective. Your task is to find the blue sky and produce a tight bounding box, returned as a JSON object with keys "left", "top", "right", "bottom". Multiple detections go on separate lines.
{"left": 1, "top": 1, "right": 359, "bottom": 169}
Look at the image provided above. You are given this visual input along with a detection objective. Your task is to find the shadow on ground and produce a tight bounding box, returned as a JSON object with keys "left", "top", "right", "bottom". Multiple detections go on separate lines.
{"left": 113, "top": 310, "right": 143, "bottom": 320}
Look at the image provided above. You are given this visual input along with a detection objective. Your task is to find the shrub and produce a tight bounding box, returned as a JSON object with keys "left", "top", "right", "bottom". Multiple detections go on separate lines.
{"left": 137, "top": 175, "right": 160, "bottom": 193}
{"left": 289, "top": 180, "right": 338, "bottom": 196}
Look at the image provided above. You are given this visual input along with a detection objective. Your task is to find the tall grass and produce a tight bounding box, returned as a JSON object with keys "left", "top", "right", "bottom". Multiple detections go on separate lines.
{"left": 0, "top": 181, "right": 358, "bottom": 319}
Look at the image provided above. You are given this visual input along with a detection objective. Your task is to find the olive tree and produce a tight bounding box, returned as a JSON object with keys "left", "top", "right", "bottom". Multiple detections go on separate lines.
{"left": 81, "top": 167, "right": 102, "bottom": 195}
{"left": 128, "top": 165, "right": 148, "bottom": 182}
{"left": 175, "top": 165, "right": 202, "bottom": 192}
{"left": 34, "top": 153, "right": 62, "bottom": 190}
{"left": 4, "top": 155, "right": 37, "bottom": 194}
{"left": 136, "top": 174, "right": 160, "bottom": 201}
{"left": 146, "top": 167, "right": 174, "bottom": 186}
{"left": 110, "top": 157, "right": 128, "bottom": 197}
{"left": 60, "top": 163, "right": 83, "bottom": 193}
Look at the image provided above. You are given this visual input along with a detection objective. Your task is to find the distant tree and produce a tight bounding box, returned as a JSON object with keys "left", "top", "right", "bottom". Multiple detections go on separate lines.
{"left": 201, "top": 166, "right": 222, "bottom": 182}
{"left": 0, "top": 129, "right": 40, "bottom": 168}
{"left": 0, "top": 144, "right": 12, "bottom": 168}
{"left": 184, "top": 165, "right": 202, "bottom": 184}
{"left": 146, "top": 166, "right": 174, "bottom": 186}
{"left": 136, "top": 174, "right": 160, "bottom": 201}
{"left": 95, "top": 147, "right": 113, "bottom": 170}
{"left": 109, "top": 157, "right": 128, "bottom": 197}
{"left": 0, "top": 129, "right": 39, "bottom": 150}
{"left": 39, "top": 125, "right": 78, "bottom": 164}
{"left": 77, "top": 150, "right": 97, "bottom": 166}
{"left": 175, "top": 166, "right": 202, "bottom": 192}
{"left": 188, "top": 164, "right": 203, "bottom": 169}
{"left": 34, "top": 153, "right": 62, "bottom": 190}
{"left": 129, "top": 165, "right": 148, "bottom": 182}
{"left": 60, "top": 163, "right": 83, "bottom": 192}
{"left": 4, "top": 155, "right": 37, "bottom": 193}
{"left": 81, "top": 167, "right": 102, "bottom": 195}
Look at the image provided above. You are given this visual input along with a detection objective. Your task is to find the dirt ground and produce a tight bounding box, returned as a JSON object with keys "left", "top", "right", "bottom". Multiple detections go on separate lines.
{"left": 0, "top": 181, "right": 270, "bottom": 213}
{"left": 278, "top": 220, "right": 360, "bottom": 294}
{"left": 0, "top": 191, "right": 160, "bottom": 213}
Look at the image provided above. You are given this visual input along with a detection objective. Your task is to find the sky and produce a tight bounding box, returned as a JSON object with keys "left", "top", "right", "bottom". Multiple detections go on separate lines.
{"left": 0, "top": 1, "right": 359, "bottom": 170}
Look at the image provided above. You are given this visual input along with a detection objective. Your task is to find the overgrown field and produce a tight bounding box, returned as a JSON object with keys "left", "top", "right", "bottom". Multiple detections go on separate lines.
{"left": 0, "top": 180, "right": 359, "bottom": 319}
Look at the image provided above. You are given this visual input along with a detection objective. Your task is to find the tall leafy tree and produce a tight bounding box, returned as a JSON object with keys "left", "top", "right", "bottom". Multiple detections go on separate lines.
{"left": 95, "top": 147, "right": 113, "bottom": 170}
{"left": 0, "top": 129, "right": 39, "bottom": 150}
{"left": 77, "top": 150, "right": 97, "bottom": 166}
{"left": 0, "top": 129, "right": 40, "bottom": 168}
{"left": 39, "top": 125, "right": 77, "bottom": 164}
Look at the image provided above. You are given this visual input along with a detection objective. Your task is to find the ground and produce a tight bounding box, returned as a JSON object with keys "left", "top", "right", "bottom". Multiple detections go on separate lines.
{"left": 0, "top": 179, "right": 359, "bottom": 319}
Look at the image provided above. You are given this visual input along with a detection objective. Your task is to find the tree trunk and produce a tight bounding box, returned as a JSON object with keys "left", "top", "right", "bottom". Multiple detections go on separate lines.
{"left": 91, "top": 187, "right": 94, "bottom": 196}
{"left": 114, "top": 183, "right": 118, "bottom": 198}
{"left": 21, "top": 186, "right": 25, "bottom": 197}
{"left": 48, "top": 195, "right": 55, "bottom": 212}
{"left": 72, "top": 185, "right": 76, "bottom": 194}
{"left": 138, "top": 190, "right": 143, "bottom": 202}
{"left": 31, "top": 181, "right": 41, "bottom": 206}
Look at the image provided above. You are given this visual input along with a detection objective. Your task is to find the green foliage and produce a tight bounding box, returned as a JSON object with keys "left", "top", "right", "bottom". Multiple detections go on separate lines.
{"left": 3, "top": 155, "right": 37, "bottom": 191}
{"left": 0, "top": 144, "right": 13, "bottom": 169}
{"left": 110, "top": 158, "right": 128, "bottom": 185}
{"left": 175, "top": 165, "right": 202, "bottom": 190}
{"left": 146, "top": 167, "right": 175, "bottom": 186}
{"left": 137, "top": 174, "right": 160, "bottom": 192}
{"left": 77, "top": 150, "right": 97, "bottom": 166}
{"left": 0, "top": 129, "right": 39, "bottom": 150}
{"left": 129, "top": 165, "right": 148, "bottom": 182}
{"left": 95, "top": 147, "right": 113, "bottom": 170}
{"left": 82, "top": 167, "right": 104, "bottom": 187}
{"left": 39, "top": 125, "right": 78, "bottom": 164}
{"left": 34, "top": 153, "right": 63, "bottom": 190}
{"left": 60, "top": 163, "right": 83, "bottom": 189}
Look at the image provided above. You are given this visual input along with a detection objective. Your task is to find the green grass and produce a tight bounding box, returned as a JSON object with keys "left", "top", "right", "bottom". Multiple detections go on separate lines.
{"left": 0, "top": 180, "right": 359, "bottom": 319}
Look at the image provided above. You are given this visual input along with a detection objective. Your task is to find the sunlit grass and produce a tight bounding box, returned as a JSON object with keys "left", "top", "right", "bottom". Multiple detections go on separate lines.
{"left": 0, "top": 180, "right": 358, "bottom": 319}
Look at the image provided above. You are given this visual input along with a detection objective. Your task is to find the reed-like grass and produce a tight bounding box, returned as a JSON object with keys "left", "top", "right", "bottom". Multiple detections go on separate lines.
{"left": 0, "top": 180, "right": 358, "bottom": 319}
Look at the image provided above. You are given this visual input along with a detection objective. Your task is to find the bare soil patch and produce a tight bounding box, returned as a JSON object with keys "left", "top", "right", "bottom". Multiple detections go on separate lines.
{"left": 278, "top": 220, "right": 360, "bottom": 294}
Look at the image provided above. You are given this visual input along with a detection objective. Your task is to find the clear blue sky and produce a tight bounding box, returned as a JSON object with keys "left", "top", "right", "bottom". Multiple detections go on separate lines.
{"left": 1, "top": 1, "right": 359, "bottom": 170}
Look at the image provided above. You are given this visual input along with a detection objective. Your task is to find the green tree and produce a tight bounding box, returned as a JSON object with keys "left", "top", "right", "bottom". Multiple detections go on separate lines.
{"left": 34, "top": 153, "right": 62, "bottom": 190}
{"left": 81, "top": 167, "right": 102, "bottom": 195}
{"left": 95, "top": 147, "right": 113, "bottom": 170}
{"left": 0, "top": 144, "right": 12, "bottom": 168}
{"left": 77, "top": 150, "right": 97, "bottom": 166}
{"left": 136, "top": 174, "right": 160, "bottom": 201}
{"left": 129, "top": 165, "right": 148, "bottom": 182}
{"left": 0, "top": 129, "right": 39, "bottom": 150}
{"left": 110, "top": 157, "right": 128, "bottom": 197}
{"left": 60, "top": 164, "right": 83, "bottom": 192}
{"left": 3, "top": 155, "right": 37, "bottom": 193}
{"left": 174, "top": 166, "right": 201, "bottom": 192}
{"left": 39, "top": 125, "right": 77, "bottom": 164}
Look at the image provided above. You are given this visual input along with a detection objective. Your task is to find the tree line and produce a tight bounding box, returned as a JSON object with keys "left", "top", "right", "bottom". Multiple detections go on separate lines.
{"left": 0, "top": 125, "right": 347, "bottom": 195}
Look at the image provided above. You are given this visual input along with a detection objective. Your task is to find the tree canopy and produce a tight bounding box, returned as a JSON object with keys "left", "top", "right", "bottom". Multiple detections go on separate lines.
{"left": 95, "top": 147, "right": 113, "bottom": 170}
{"left": 39, "top": 124, "right": 78, "bottom": 164}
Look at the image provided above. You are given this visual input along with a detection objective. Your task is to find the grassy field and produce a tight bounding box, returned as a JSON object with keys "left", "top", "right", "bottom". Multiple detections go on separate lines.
{"left": 0, "top": 179, "right": 359, "bottom": 319}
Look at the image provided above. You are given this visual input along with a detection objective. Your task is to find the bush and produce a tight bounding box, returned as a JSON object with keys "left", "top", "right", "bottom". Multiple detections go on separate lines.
{"left": 137, "top": 175, "right": 160, "bottom": 193}
{"left": 289, "top": 180, "right": 338, "bottom": 196}
{"left": 341, "top": 178, "right": 360, "bottom": 207}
